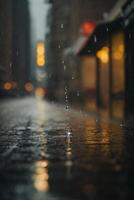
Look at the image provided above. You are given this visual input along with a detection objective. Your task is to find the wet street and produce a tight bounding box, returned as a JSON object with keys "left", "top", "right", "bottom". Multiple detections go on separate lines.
{"left": 0, "top": 97, "right": 134, "bottom": 200}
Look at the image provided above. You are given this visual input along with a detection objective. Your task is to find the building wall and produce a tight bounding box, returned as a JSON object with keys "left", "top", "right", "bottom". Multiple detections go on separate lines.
{"left": 125, "top": 23, "right": 134, "bottom": 115}
{"left": 47, "top": 0, "right": 71, "bottom": 100}
{"left": 0, "top": 0, "right": 12, "bottom": 85}
{"left": 112, "top": 32, "right": 125, "bottom": 96}
{"left": 12, "top": 0, "right": 30, "bottom": 92}
{"left": 123, "top": 0, "right": 134, "bottom": 115}
{"left": 0, "top": 0, "right": 30, "bottom": 96}
{"left": 47, "top": 0, "right": 119, "bottom": 102}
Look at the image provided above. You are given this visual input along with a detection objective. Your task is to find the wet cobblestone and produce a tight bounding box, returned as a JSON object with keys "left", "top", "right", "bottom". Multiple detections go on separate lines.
{"left": 0, "top": 98, "right": 134, "bottom": 200}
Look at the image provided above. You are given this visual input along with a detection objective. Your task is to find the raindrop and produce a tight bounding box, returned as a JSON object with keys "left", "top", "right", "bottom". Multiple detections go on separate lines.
{"left": 16, "top": 50, "right": 19, "bottom": 56}
{"left": 77, "top": 91, "right": 80, "bottom": 97}
{"left": 66, "top": 104, "right": 69, "bottom": 111}
{"left": 65, "top": 86, "right": 67, "bottom": 91}
{"left": 67, "top": 131, "right": 71, "bottom": 136}
{"left": 65, "top": 86, "right": 67, "bottom": 94}
{"left": 10, "top": 63, "right": 12, "bottom": 68}
{"left": 58, "top": 45, "right": 61, "bottom": 49}
{"left": 94, "top": 35, "right": 97, "bottom": 42}
{"left": 64, "top": 65, "right": 66, "bottom": 70}
{"left": 106, "top": 27, "right": 109, "bottom": 32}
{"left": 60, "top": 24, "right": 64, "bottom": 29}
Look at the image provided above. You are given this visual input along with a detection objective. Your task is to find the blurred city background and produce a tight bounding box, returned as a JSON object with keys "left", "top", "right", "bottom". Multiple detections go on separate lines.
{"left": 0, "top": 0, "right": 134, "bottom": 120}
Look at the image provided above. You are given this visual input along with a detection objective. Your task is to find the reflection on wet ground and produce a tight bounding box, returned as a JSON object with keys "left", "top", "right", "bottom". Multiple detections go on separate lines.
{"left": 0, "top": 98, "right": 134, "bottom": 200}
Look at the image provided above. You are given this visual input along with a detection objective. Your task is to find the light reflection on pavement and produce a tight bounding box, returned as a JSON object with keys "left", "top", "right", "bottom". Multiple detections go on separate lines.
{"left": 0, "top": 97, "right": 133, "bottom": 200}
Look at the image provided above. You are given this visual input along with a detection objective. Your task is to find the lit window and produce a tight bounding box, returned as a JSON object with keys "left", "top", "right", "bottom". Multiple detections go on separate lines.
{"left": 36, "top": 42, "right": 45, "bottom": 67}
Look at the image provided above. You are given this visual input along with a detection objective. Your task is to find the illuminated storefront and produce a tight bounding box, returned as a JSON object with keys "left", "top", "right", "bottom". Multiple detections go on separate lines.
{"left": 81, "top": 56, "right": 97, "bottom": 111}
{"left": 111, "top": 31, "right": 125, "bottom": 119}
{"left": 78, "top": 19, "right": 125, "bottom": 119}
{"left": 96, "top": 45, "right": 110, "bottom": 107}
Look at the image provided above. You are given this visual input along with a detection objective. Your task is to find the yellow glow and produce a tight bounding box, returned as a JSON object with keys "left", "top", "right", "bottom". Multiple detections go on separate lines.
{"left": 113, "top": 52, "right": 122, "bottom": 60}
{"left": 24, "top": 82, "right": 33, "bottom": 92}
{"left": 33, "top": 160, "right": 49, "bottom": 192}
{"left": 35, "top": 169, "right": 49, "bottom": 180}
{"left": 35, "top": 87, "right": 45, "bottom": 97}
{"left": 36, "top": 42, "right": 45, "bottom": 67}
{"left": 34, "top": 181, "right": 49, "bottom": 192}
{"left": 3, "top": 82, "right": 12, "bottom": 90}
{"left": 102, "top": 47, "right": 109, "bottom": 52}
{"left": 96, "top": 47, "right": 109, "bottom": 64}
{"left": 36, "top": 160, "right": 48, "bottom": 168}
{"left": 113, "top": 44, "right": 124, "bottom": 60}
{"left": 119, "top": 44, "right": 124, "bottom": 53}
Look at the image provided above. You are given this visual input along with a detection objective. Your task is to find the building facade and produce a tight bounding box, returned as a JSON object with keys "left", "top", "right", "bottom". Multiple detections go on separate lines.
{"left": 0, "top": 0, "right": 13, "bottom": 95}
{"left": 47, "top": 0, "right": 119, "bottom": 103}
{"left": 77, "top": 0, "right": 134, "bottom": 119}
{"left": 0, "top": 0, "right": 31, "bottom": 97}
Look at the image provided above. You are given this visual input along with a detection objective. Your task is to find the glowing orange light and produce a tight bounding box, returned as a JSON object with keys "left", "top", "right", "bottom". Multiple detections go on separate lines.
{"left": 81, "top": 21, "right": 96, "bottom": 36}
{"left": 3, "top": 82, "right": 12, "bottom": 91}
{"left": 113, "top": 44, "right": 124, "bottom": 60}
{"left": 35, "top": 87, "right": 46, "bottom": 97}
{"left": 113, "top": 52, "right": 122, "bottom": 60}
{"left": 24, "top": 82, "right": 33, "bottom": 92}
{"left": 96, "top": 46, "right": 109, "bottom": 64}
{"left": 118, "top": 44, "right": 124, "bottom": 53}
{"left": 36, "top": 42, "right": 45, "bottom": 67}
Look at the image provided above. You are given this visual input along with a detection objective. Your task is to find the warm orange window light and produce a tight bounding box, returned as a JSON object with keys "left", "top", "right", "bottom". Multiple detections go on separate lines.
{"left": 36, "top": 42, "right": 45, "bottom": 67}
{"left": 96, "top": 47, "right": 109, "bottom": 64}
{"left": 24, "top": 82, "right": 33, "bottom": 92}
{"left": 3, "top": 82, "right": 12, "bottom": 90}
{"left": 113, "top": 44, "right": 124, "bottom": 60}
